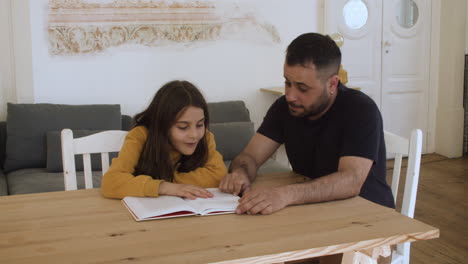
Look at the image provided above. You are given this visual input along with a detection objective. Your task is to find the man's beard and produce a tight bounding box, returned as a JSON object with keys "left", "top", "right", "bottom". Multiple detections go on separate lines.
{"left": 287, "top": 89, "right": 332, "bottom": 118}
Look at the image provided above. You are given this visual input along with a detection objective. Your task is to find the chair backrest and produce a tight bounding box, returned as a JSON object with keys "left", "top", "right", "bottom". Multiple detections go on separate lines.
{"left": 61, "top": 129, "right": 128, "bottom": 191}
{"left": 384, "top": 129, "right": 423, "bottom": 264}
{"left": 384, "top": 129, "right": 423, "bottom": 218}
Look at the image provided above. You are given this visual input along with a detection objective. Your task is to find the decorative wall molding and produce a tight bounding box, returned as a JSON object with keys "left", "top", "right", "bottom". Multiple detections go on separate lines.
{"left": 48, "top": 0, "right": 280, "bottom": 55}
{"left": 50, "top": 0, "right": 215, "bottom": 9}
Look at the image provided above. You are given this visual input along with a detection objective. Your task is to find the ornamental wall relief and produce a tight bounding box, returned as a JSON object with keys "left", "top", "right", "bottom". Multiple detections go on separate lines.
{"left": 48, "top": 0, "right": 281, "bottom": 55}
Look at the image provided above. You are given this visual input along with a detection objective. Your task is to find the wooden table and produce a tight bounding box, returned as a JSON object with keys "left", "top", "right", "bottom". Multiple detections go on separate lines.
{"left": 0, "top": 172, "right": 438, "bottom": 264}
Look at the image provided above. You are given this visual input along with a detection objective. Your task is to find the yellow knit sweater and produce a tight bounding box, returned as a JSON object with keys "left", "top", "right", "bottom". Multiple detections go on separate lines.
{"left": 101, "top": 126, "right": 227, "bottom": 199}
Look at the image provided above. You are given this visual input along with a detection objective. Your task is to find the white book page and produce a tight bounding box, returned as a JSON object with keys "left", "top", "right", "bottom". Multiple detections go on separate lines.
{"left": 123, "top": 196, "right": 197, "bottom": 220}
{"left": 184, "top": 188, "right": 239, "bottom": 215}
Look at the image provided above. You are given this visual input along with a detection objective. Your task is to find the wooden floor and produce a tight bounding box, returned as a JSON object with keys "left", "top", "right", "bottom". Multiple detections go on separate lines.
{"left": 388, "top": 154, "right": 468, "bottom": 264}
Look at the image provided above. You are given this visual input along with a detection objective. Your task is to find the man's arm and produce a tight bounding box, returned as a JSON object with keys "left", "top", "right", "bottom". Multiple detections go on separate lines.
{"left": 236, "top": 156, "right": 372, "bottom": 214}
{"left": 285, "top": 156, "right": 372, "bottom": 205}
{"left": 219, "top": 133, "right": 280, "bottom": 196}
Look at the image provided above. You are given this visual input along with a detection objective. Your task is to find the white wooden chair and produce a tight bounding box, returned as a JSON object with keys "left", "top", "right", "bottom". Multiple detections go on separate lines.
{"left": 61, "top": 129, "right": 128, "bottom": 191}
{"left": 385, "top": 129, "right": 423, "bottom": 264}
{"left": 341, "top": 129, "right": 423, "bottom": 264}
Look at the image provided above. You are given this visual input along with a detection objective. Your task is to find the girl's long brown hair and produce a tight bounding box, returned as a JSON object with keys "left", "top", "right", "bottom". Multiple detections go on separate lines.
{"left": 133, "top": 80, "right": 209, "bottom": 181}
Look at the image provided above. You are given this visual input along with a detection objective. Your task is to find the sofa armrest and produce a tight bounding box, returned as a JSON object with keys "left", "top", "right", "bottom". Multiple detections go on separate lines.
{"left": 0, "top": 169, "right": 8, "bottom": 196}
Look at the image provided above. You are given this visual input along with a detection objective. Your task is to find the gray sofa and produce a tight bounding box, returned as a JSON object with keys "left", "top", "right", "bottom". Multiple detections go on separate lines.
{"left": 0, "top": 101, "right": 289, "bottom": 196}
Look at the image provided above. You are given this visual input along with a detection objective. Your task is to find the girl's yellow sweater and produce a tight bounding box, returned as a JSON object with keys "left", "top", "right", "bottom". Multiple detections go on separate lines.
{"left": 101, "top": 126, "right": 227, "bottom": 199}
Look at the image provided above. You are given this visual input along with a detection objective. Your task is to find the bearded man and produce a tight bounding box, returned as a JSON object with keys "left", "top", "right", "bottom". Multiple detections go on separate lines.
{"left": 220, "top": 32, "right": 395, "bottom": 215}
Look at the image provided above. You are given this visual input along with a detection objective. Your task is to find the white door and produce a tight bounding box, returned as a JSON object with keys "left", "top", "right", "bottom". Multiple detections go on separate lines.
{"left": 381, "top": 0, "right": 431, "bottom": 151}
{"left": 324, "top": 0, "right": 383, "bottom": 106}
{"left": 324, "top": 0, "right": 431, "bottom": 152}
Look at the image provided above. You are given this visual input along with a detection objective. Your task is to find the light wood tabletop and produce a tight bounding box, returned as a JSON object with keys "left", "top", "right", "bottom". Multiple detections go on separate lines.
{"left": 0, "top": 172, "right": 438, "bottom": 264}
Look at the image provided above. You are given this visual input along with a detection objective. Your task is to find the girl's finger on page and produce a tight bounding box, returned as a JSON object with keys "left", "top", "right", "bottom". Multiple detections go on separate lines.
{"left": 184, "top": 192, "right": 196, "bottom": 200}
{"left": 201, "top": 189, "right": 214, "bottom": 198}
{"left": 205, "top": 189, "right": 214, "bottom": 197}
{"left": 195, "top": 190, "right": 209, "bottom": 198}
{"left": 191, "top": 188, "right": 211, "bottom": 198}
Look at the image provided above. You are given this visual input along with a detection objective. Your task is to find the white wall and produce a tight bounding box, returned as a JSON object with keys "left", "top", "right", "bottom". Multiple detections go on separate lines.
{"left": 0, "top": 0, "right": 16, "bottom": 121}
{"left": 11, "top": 0, "right": 34, "bottom": 104}
{"left": 22, "top": 0, "right": 322, "bottom": 129}
{"left": 435, "top": 0, "right": 466, "bottom": 158}
{"left": 466, "top": 0, "right": 468, "bottom": 54}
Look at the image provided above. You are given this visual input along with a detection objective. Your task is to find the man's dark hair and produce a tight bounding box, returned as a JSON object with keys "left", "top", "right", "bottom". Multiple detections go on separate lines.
{"left": 286, "top": 33, "right": 342, "bottom": 81}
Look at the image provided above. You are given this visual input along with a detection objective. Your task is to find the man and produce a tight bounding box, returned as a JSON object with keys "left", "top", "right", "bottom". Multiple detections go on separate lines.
{"left": 219, "top": 32, "right": 395, "bottom": 215}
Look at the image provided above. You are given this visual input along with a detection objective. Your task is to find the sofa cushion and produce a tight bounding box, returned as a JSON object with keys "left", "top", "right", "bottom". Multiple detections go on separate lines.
{"left": 0, "top": 169, "right": 8, "bottom": 196}
{"left": 46, "top": 130, "right": 119, "bottom": 172}
{"left": 209, "top": 122, "right": 254, "bottom": 160}
{"left": 6, "top": 168, "right": 102, "bottom": 195}
{"left": 208, "top": 101, "right": 251, "bottom": 123}
{"left": 0, "top": 121, "right": 6, "bottom": 169}
{"left": 4, "top": 103, "right": 122, "bottom": 173}
{"left": 121, "top": 115, "right": 133, "bottom": 131}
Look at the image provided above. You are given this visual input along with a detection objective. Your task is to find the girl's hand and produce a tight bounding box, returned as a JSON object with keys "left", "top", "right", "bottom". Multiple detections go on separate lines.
{"left": 159, "top": 182, "right": 214, "bottom": 200}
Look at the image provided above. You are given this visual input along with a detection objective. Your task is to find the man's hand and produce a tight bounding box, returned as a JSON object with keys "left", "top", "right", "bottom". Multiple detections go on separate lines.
{"left": 219, "top": 169, "right": 251, "bottom": 196}
{"left": 159, "top": 182, "right": 213, "bottom": 200}
{"left": 236, "top": 187, "right": 290, "bottom": 215}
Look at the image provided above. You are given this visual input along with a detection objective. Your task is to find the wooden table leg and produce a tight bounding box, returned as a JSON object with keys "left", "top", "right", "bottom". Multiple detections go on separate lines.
{"left": 341, "top": 246, "right": 391, "bottom": 264}
{"left": 360, "top": 246, "right": 391, "bottom": 259}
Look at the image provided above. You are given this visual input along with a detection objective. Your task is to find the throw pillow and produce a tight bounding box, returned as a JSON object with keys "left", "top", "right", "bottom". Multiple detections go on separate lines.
{"left": 209, "top": 122, "right": 254, "bottom": 160}
{"left": 208, "top": 101, "right": 251, "bottom": 123}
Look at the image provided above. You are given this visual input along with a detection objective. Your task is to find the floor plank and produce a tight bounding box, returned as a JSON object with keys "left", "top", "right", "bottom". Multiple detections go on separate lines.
{"left": 389, "top": 154, "right": 468, "bottom": 264}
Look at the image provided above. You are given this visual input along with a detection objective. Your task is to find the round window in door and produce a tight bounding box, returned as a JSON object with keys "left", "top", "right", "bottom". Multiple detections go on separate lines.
{"left": 396, "top": 0, "right": 419, "bottom": 28}
{"left": 342, "top": 0, "right": 368, "bottom": 30}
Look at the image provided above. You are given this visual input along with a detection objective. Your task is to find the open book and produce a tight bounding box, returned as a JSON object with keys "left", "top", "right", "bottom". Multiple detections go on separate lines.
{"left": 122, "top": 188, "right": 239, "bottom": 221}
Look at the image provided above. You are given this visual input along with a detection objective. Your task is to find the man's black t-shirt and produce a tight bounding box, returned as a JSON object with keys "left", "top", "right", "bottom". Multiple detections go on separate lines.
{"left": 257, "top": 84, "right": 395, "bottom": 208}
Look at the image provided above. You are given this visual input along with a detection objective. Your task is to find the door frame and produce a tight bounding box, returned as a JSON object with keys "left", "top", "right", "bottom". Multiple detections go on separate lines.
{"left": 427, "top": 0, "right": 440, "bottom": 154}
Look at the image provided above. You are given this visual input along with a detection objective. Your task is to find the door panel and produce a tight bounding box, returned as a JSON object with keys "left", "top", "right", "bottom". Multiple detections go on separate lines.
{"left": 381, "top": 0, "right": 431, "bottom": 151}
{"left": 324, "top": 0, "right": 382, "bottom": 105}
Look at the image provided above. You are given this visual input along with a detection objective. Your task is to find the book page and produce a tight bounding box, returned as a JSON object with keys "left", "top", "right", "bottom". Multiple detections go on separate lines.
{"left": 123, "top": 196, "right": 197, "bottom": 221}
{"left": 185, "top": 188, "right": 239, "bottom": 215}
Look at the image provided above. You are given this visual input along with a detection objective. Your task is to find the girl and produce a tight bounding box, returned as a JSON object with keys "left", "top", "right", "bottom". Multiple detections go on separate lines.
{"left": 101, "top": 80, "right": 227, "bottom": 199}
